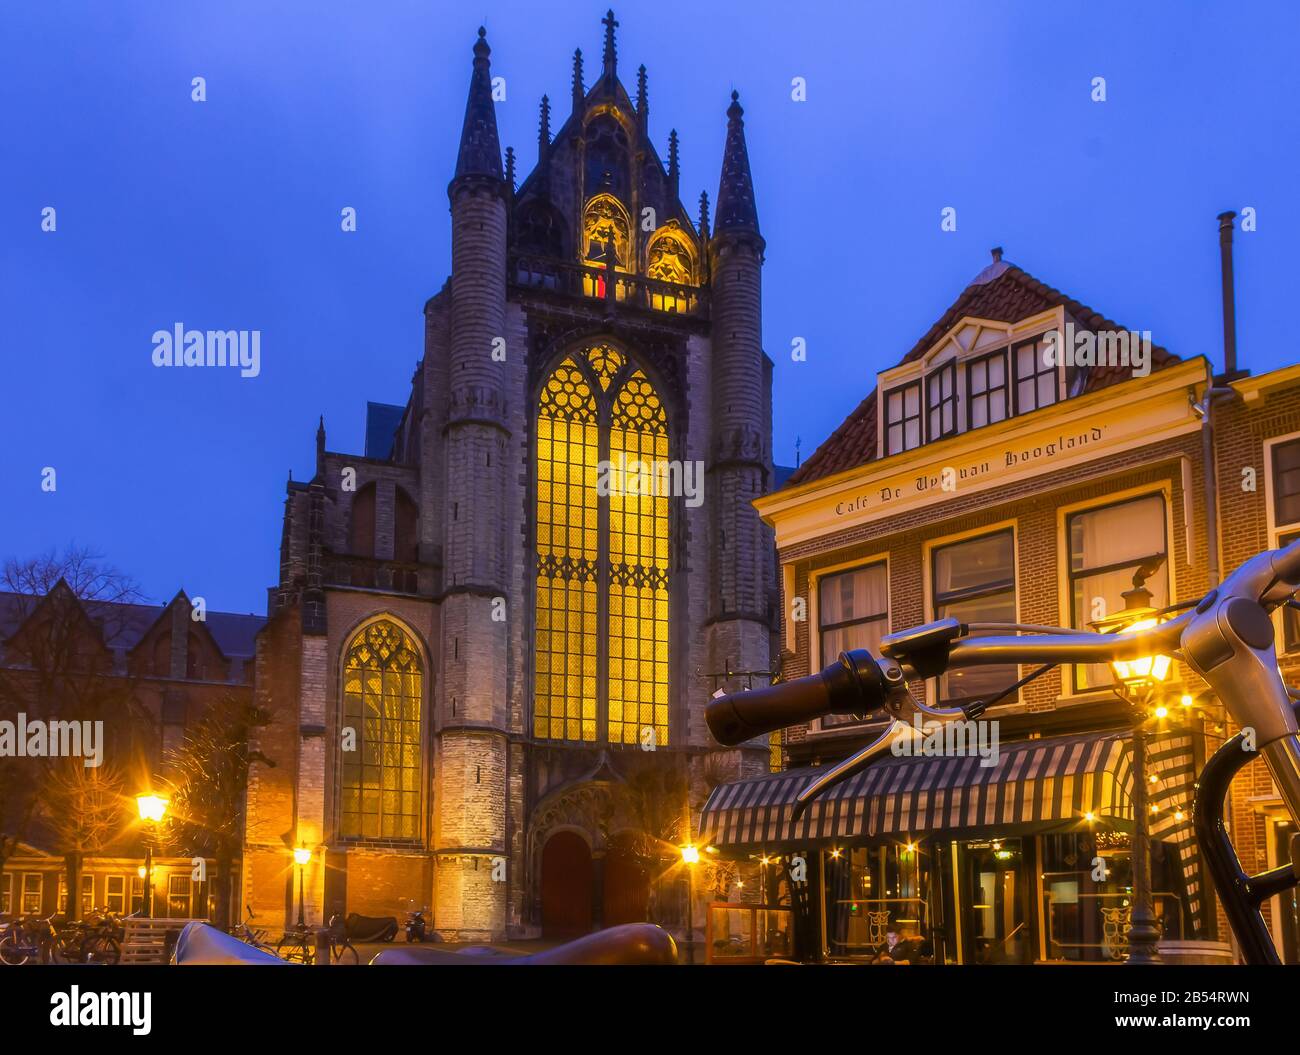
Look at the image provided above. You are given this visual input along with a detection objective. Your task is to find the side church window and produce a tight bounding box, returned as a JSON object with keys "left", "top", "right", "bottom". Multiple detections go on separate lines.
{"left": 340, "top": 619, "right": 423, "bottom": 840}
{"left": 534, "top": 344, "right": 670, "bottom": 746}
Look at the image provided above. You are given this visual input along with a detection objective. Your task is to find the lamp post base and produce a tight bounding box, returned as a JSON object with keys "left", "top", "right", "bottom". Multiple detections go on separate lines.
{"left": 1126, "top": 906, "right": 1163, "bottom": 964}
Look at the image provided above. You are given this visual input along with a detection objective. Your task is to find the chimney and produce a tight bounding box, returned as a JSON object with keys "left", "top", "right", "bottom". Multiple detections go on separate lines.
{"left": 1217, "top": 211, "right": 1245, "bottom": 380}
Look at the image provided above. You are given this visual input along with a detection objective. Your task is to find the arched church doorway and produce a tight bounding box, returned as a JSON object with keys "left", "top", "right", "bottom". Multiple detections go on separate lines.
{"left": 602, "top": 832, "right": 651, "bottom": 925}
{"left": 540, "top": 831, "right": 593, "bottom": 938}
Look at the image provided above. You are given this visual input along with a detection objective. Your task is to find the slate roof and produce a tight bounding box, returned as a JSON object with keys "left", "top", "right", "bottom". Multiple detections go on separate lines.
{"left": 783, "top": 258, "right": 1179, "bottom": 489}
{"left": 0, "top": 591, "right": 264, "bottom": 658}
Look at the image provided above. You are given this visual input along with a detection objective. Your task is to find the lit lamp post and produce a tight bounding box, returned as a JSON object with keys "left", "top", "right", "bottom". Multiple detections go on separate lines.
{"left": 1092, "top": 571, "right": 1172, "bottom": 964}
{"left": 135, "top": 794, "right": 168, "bottom": 918}
{"left": 292, "top": 847, "right": 312, "bottom": 930}
{"left": 680, "top": 844, "right": 700, "bottom": 965}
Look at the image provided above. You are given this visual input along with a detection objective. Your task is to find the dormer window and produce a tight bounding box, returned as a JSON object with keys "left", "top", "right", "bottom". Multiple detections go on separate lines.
{"left": 884, "top": 380, "right": 922, "bottom": 455}
{"left": 925, "top": 361, "right": 958, "bottom": 441}
{"left": 1013, "top": 336, "right": 1059, "bottom": 414}
{"left": 966, "top": 349, "right": 1009, "bottom": 429}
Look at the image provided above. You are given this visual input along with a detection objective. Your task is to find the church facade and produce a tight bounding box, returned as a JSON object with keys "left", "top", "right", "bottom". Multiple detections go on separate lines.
{"left": 242, "top": 13, "right": 777, "bottom": 940}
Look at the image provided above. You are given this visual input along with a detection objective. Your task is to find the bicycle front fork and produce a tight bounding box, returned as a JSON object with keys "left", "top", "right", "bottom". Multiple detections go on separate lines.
{"left": 1195, "top": 723, "right": 1300, "bottom": 964}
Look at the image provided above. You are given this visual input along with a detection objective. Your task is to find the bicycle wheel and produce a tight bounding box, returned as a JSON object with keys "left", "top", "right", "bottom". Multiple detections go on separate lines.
{"left": 332, "top": 940, "right": 359, "bottom": 965}
{"left": 82, "top": 934, "right": 121, "bottom": 965}
{"left": 0, "top": 935, "right": 31, "bottom": 966}
{"left": 276, "top": 936, "right": 313, "bottom": 964}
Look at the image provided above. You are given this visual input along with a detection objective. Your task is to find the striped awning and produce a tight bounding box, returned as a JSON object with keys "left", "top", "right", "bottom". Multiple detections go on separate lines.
{"left": 700, "top": 729, "right": 1201, "bottom": 919}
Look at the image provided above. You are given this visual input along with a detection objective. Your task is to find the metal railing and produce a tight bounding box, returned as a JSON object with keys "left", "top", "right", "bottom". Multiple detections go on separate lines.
{"left": 510, "top": 253, "right": 705, "bottom": 317}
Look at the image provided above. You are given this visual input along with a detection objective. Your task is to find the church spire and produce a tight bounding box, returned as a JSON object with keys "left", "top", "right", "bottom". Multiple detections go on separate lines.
{"left": 698, "top": 190, "right": 711, "bottom": 241}
{"left": 715, "top": 90, "right": 760, "bottom": 236}
{"left": 602, "top": 9, "right": 618, "bottom": 78}
{"left": 538, "top": 94, "right": 551, "bottom": 157}
{"left": 454, "top": 27, "right": 503, "bottom": 181}
{"left": 571, "top": 48, "right": 585, "bottom": 113}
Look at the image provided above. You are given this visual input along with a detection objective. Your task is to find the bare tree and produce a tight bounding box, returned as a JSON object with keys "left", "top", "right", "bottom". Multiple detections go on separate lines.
{"left": 161, "top": 692, "right": 274, "bottom": 928}
{"left": 41, "top": 762, "right": 129, "bottom": 914}
{"left": 0, "top": 546, "right": 149, "bottom": 916}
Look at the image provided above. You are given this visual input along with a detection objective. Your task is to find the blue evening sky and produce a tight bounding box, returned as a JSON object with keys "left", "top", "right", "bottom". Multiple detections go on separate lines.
{"left": 2, "top": 1, "right": 1297, "bottom": 614}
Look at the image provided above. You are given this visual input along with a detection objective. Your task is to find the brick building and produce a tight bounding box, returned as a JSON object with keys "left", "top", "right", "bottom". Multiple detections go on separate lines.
{"left": 699, "top": 247, "right": 1300, "bottom": 963}
{"left": 0, "top": 586, "right": 261, "bottom": 923}
{"left": 245, "top": 14, "right": 777, "bottom": 941}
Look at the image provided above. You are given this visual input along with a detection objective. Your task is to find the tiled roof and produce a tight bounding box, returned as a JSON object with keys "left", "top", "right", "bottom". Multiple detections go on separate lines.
{"left": 784, "top": 260, "right": 1179, "bottom": 488}
{"left": 0, "top": 591, "right": 264, "bottom": 657}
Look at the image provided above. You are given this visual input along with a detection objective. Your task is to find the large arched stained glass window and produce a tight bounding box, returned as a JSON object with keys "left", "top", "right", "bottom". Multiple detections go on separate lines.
{"left": 534, "top": 345, "right": 670, "bottom": 746}
{"left": 340, "top": 619, "right": 423, "bottom": 840}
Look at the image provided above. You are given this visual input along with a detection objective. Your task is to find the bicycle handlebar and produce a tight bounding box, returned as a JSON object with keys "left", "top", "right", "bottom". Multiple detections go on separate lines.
{"left": 706, "top": 537, "right": 1300, "bottom": 828}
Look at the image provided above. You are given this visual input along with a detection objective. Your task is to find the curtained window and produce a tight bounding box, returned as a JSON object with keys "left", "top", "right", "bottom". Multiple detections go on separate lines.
{"left": 818, "top": 563, "right": 888, "bottom": 728}
{"left": 932, "top": 530, "right": 1017, "bottom": 704}
{"left": 1068, "top": 494, "right": 1169, "bottom": 690}
{"left": 926, "top": 360, "right": 958, "bottom": 441}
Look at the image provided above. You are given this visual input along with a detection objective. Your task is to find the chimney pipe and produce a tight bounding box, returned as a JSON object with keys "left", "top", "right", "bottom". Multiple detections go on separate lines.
{"left": 1217, "top": 210, "right": 1238, "bottom": 378}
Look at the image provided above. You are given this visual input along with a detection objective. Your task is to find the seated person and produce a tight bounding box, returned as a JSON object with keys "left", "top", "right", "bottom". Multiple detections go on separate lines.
{"left": 872, "top": 923, "right": 930, "bottom": 964}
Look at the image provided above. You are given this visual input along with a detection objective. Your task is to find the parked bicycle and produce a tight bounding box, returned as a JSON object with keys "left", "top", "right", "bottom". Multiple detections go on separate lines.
{"left": 229, "top": 905, "right": 276, "bottom": 955}
{"left": 0, "top": 915, "right": 58, "bottom": 965}
{"left": 707, "top": 536, "right": 1300, "bottom": 966}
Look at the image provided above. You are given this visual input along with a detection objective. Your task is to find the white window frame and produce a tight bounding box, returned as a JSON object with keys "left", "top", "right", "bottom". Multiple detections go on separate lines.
{"left": 808, "top": 553, "right": 890, "bottom": 735}
{"left": 922, "top": 519, "right": 1020, "bottom": 710}
{"left": 1056, "top": 482, "right": 1178, "bottom": 700}
{"left": 21, "top": 872, "right": 43, "bottom": 915}
{"left": 1264, "top": 429, "right": 1300, "bottom": 654}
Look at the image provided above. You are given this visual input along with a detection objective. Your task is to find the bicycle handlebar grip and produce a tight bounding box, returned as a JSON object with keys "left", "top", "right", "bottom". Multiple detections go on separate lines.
{"left": 705, "top": 649, "right": 886, "bottom": 746}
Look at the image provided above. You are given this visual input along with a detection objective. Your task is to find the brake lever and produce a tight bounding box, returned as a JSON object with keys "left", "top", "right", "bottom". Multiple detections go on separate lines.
{"left": 791, "top": 657, "right": 965, "bottom": 820}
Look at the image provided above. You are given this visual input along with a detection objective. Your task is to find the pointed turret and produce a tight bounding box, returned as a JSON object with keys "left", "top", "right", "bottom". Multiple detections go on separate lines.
{"left": 571, "top": 48, "right": 585, "bottom": 113}
{"left": 698, "top": 189, "right": 711, "bottom": 242}
{"left": 715, "top": 91, "right": 760, "bottom": 236}
{"left": 538, "top": 94, "right": 551, "bottom": 161}
{"left": 601, "top": 9, "right": 618, "bottom": 78}
{"left": 636, "top": 64, "right": 648, "bottom": 133}
{"left": 667, "top": 128, "right": 680, "bottom": 199}
{"left": 315, "top": 415, "right": 326, "bottom": 477}
{"left": 454, "top": 27, "right": 503, "bottom": 181}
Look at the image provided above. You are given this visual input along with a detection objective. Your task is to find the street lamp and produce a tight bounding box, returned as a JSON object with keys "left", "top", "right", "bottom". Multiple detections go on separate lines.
{"left": 680, "top": 845, "right": 700, "bottom": 965}
{"left": 135, "top": 794, "right": 168, "bottom": 918}
{"left": 1091, "top": 570, "right": 1172, "bottom": 964}
{"left": 292, "top": 847, "right": 312, "bottom": 930}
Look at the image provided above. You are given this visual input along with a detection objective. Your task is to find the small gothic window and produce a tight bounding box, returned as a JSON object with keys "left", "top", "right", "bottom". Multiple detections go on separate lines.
{"left": 340, "top": 619, "right": 424, "bottom": 840}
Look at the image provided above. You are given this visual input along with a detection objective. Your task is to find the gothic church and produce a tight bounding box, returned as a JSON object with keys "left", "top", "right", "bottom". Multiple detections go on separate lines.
{"left": 244, "top": 12, "right": 776, "bottom": 940}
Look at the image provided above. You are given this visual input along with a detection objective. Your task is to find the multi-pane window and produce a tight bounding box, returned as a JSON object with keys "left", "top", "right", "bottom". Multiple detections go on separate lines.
{"left": 535, "top": 344, "right": 670, "bottom": 747}
{"left": 340, "top": 620, "right": 423, "bottom": 841}
{"left": 105, "top": 876, "right": 126, "bottom": 914}
{"left": 1013, "top": 337, "right": 1058, "bottom": 415}
{"left": 818, "top": 563, "right": 888, "bottom": 728}
{"left": 1068, "top": 494, "right": 1169, "bottom": 690}
{"left": 966, "top": 350, "right": 1009, "bottom": 429}
{"left": 932, "top": 530, "right": 1017, "bottom": 704}
{"left": 1274, "top": 441, "right": 1300, "bottom": 649}
{"left": 22, "top": 873, "right": 42, "bottom": 914}
{"left": 0, "top": 872, "right": 10, "bottom": 914}
{"left": 167, "top": 875, "right": 192, "bottom": 918}
{"left": 60, "top": 874, "right": 92, "bottom": 915}
{"left": 926, "top": 361, "right": 958, "bottom": 441}
{"left": 884, "top": 381, "right": 922, "bottom": 456}
{"left": 130, "top": 876, "right": 144, "bottom": 914}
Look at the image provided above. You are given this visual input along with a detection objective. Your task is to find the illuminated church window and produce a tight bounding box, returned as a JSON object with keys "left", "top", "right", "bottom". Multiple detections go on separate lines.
{"left": 340, "top": 619, "right": 423, "bottom": 840}
{"left": 582, "top": 195, "right": 631, "bottom": 299}
{"left": 534, "top": 347, "right": 670, "bottom": 746}
{"left": 646, "top": 227, "right": 695, "bottom": 312}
